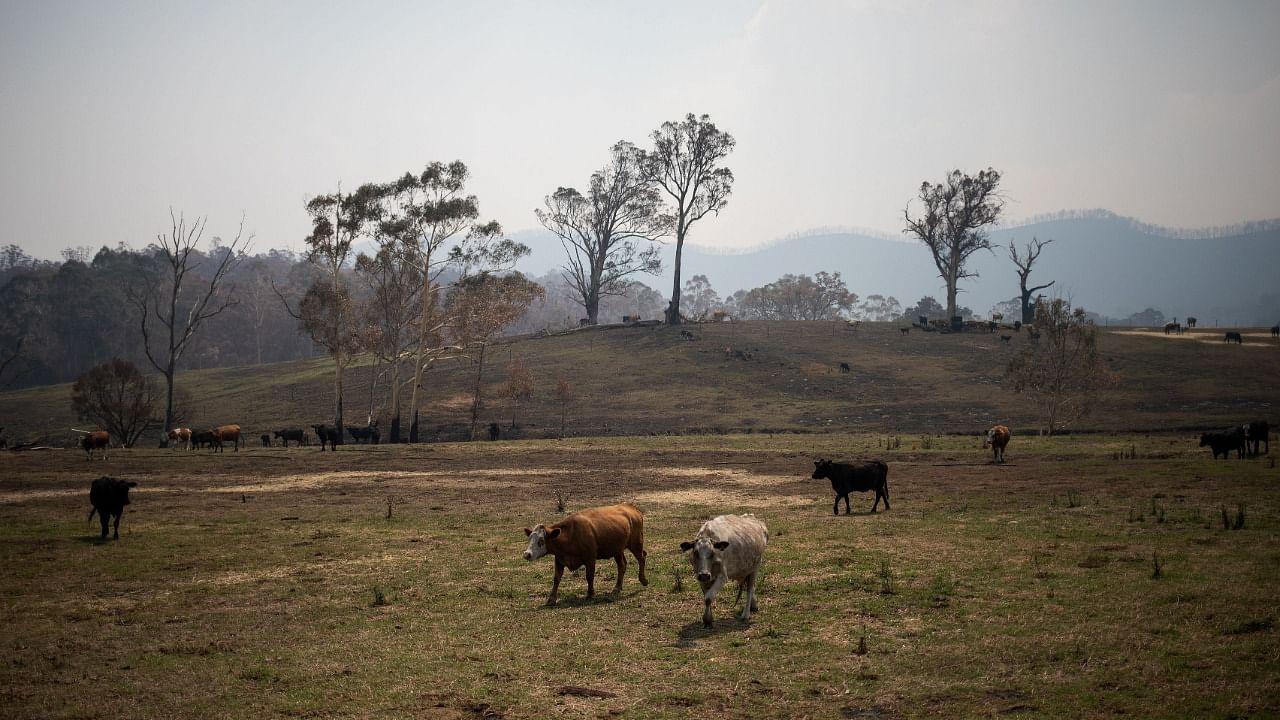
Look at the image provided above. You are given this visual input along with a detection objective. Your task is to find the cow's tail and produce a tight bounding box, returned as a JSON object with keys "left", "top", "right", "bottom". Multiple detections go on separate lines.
{"left": 87, "top": 507, "right": 97, "bottom": 523}
{"left": 878, "top": 460, "right": 890, "bottom": 497}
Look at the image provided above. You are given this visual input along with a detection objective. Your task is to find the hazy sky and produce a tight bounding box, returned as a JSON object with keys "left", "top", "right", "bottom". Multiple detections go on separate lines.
{"left": 2, "top": 0, "right": 1278, "bottom": 259}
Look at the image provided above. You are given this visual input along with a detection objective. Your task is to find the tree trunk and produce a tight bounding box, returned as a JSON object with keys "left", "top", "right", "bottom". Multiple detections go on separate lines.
{"left": 667, "top": 227, "right": 686, "bottom": 325}
{"left": 334, "top": 356, "right": 345, "bottom": 445}
{"left": 161, "top": 362, "right": 175, "bottom": 447}
{"left": 410, "top": 409, "right": 419, "bottom": 443}
{"left": 388, "top": 358, "right": 402, "bottom": 443}
{"left": 469, "top": 343, "right": 486, "bottom": 440}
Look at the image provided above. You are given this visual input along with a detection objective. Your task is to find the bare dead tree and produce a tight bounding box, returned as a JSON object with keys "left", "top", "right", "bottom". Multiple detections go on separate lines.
{"left": 127, "top": 210, "right": 250, "bottom": 442}
{"left": 904, "top": 168, "right": 1004, "bottom": 320}
{"left": 1009, "top": 236, "right": 1055, "bottom": 324}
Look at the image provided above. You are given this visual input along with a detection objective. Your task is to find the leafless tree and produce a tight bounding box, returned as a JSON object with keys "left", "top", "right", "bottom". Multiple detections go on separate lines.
{"left": 1006, "top": 297, "right": 1116, "bottom": 435}
{"left": 1008, "top": 237, "right": 1055, "bottom": 324}
{"left": 504, "top": 354, "right": 534, "bottom": 430}
{"left": 128, "top": 210, "right": 250, "bottom": 442}
{"left": 640, "top": 114, "right": 735, "bottom": 325}
{"left": 904, "top": 168, "right": 1004, "bottom": 320}
{"left": 354, "top": 243, "right": 423, "bottom": 442}
{"left": 537, "top": 141, "right": 668, "bottom": 324}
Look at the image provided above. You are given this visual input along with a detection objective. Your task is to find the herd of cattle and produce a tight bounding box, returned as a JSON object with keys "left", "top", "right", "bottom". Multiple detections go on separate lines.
{"left": 140, "top": 421, "right": 382, "bottom": 455}
{"left": 78, "top": 416, "right": 1271, "bottom": 626}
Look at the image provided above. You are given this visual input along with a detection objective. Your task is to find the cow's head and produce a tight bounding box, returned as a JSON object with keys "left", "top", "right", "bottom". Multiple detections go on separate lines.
{"left": 985, "top": 427, "right": 999, "bottom": 446}
{"left": 812, "top": 458, "right": 832, "bottom": 480}
{"left": 522, "top": 524, "right": 560, "bottom": 561}
{"left": 680, "top": 537, "right": 730, "bottom": 585}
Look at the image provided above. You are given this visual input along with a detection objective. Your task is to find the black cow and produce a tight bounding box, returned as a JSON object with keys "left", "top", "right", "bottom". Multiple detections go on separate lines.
{"left": 260, "top": 433, "right": 270, "bottom": 447}
{"left": 811, "top": 459, "right": 890, "bottom": 514}
{"left": 190, "top": 430, "right": 215, "bottom": 449}
{"left": 88, "top": 476, "right": 137, "bottom": 540}
{"left": 1186, "top": 317, "right": 1197, "bottom": 328}
{"left": 1245, "top": 420, "right": 1270, "bottom": 456}
{"left": 348, "top": 421, "right": 380, "bottom": 444}
{"left": 1200, "top": 427, "right": 1246, "bottom": 460}
{"left": 1224, "top": 332, "right": 1243, "bottom": 344}
{"left": 1271, "top": 325, "right": 1279, "bottom": 338}
{"left": 274, "top": 428, "right": 306, "bottom": 447}
{"left": 839, "top": 362, "right": 851, "bottom": 373}
{"left": 312, "top": 424, "right": 339, "bottom": 451}
{"left": 488, "top": 422, "right": 500, "bottom": 441}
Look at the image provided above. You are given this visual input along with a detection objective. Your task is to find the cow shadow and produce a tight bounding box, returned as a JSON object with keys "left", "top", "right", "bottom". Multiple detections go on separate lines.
{"left": 538, "top": 588, "right": 643, "bottom": 610}
{"left": 74, "top": 535, "right": 112, "bottom": 545}
{"left": 675, "top": 616, "right": 750, "bottom": 647}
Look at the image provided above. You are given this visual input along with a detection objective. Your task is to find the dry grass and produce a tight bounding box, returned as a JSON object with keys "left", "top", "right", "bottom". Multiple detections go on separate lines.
{"left": 1, "top": 434, "right": 1277, "bottom": 718}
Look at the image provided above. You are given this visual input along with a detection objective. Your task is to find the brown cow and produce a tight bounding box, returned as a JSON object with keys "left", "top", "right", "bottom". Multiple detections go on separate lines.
{"left": 166, "top": 427, "right": 192, "bottom": 450}
{"left": 985, "top": 424, "right": 1011, "bottom": 463}
{"left": 209, "top": 424, "right": 241, "bottom": 452}
{"left": 81, "top": 431, "right": 110, "bottom": 460}
{"left": 522, "top": 502, "right": 648, "bottom": 606}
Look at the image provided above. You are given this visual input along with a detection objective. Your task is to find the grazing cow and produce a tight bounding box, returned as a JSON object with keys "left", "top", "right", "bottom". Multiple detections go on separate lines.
{"left": 81, "top": 431, "right": 110, "bottom": 460}
{"left": 900, "top": 327, "right": 910, "bottom": 335}
{"left": 165, "top": 427, "right": 192, "bottom": 450}
{"left": 811, "top": 459, "right": 890, "bottom": 514}
{"left": 1245, "top": 420, "right": 1270, "bottom": 456}
{"left": 578, "top": 318, "right": 590, "bottom": 327}
{"left": 1271, "top": 325, "right": 1279, "bottom": 338}
{"left": 1224, "top": 332, "right": 1243, "bottom": 344}
{"left": 488, "top": 422, "right": 500, "bottom": 441}
{"left": 348, "top": 421, "right": 380, "bottom": 444}
{"left": 260, "top": 433, "right": 270, "bottom": 447}
{"left": 522, "top": 502, "right": 648, "bottom": 606}
{"left": 312, "top": 424, "right": 339, "bottom": 451}
{"left": 985, "top": 424, "right": 1011, "bottom": 463}
{"left": 1000, "top": 334, "right": 1012, "bottom": 344}
{"left": 88, "top": 476, "right": 137, "bottom": 540}
{"left": 680, "top": 514, "right": 768, "bottom": 628}
{"left": 190, "top": 430, "right": 215, "bottom": 450}
{"left": 839, "top": 362, "right": 851, "bottom": 373}
{"left": 1186, "top": 317, "right": 1197, "bottom": 328}
{"left": 680, "top": 329, "right": 695, "bottom": 340}
{"left": 1164, "top": 322, "right": 1180, "bottom": 335}
{"left": 1200, "top": 427, "right": 1246, "bottom": 460}
{"left": 274, "top": 428, "right": 306, "bottom": 447}
{"left": 209, "top": 424, "right": 241, "bottom": 452}
{"left": 988, "top": 321, "right": 998, "bottom": 333}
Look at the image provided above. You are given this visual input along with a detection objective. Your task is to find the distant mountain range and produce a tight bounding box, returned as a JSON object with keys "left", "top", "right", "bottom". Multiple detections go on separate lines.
{"left": 512, "top": 210, "right": 1280, "bottom": 325}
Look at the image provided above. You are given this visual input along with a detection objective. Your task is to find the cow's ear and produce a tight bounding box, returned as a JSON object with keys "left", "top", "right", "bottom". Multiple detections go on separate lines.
{"left": 546, "top": 527, "right": 561, "bottom": 539}
{"left": 679, "top": 541, "right": 694, "bottom": 552}
{"left": 523, "top": 527, "right": 533, "bottom": 537}
{"left": 713, "top": 541, "right": 730, "bottom": 551}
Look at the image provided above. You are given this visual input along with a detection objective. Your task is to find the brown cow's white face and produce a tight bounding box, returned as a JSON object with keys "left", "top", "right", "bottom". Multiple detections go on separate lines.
{"left": 522, "top": 525, "right": 560, "bottom": 561}
{"left": 680, "top": 537, "right": 730, "bottom": 586}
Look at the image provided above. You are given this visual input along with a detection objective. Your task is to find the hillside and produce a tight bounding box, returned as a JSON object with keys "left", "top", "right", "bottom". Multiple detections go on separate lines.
{"left": 2, "top": 322, "right": 1276, "bottom": 446}
{"left": 512, "top": 212, "right": 1280, "bottom": 324}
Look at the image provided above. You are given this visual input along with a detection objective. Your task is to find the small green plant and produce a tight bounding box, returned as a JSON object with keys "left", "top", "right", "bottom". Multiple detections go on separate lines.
{"left": 928, "top": 574, "right": 954, "bottom": 607}
{"left": 1222, "top": 505, "right": 1231, "bottom": 530}
{"left": 1151, "top": 551, "right": 1163, "bottom": 579}
{"left": 370, "top": 585, "right": 387, "bottom": 607}
{"left": 1066, "top": 490, "right": 1082, "bottom": 508}
{"left": 877, "top": 559, "right": 896, "bottom": 595}
{"left": 1127, "top": 506, "right": 1143, "bottom": 523}
{"left": 1151, "top": 497, "right": 1165, "bottom": 523}
{"left": 670, "top": 564, "right": 684, "bottom": 593}
{"left": 920, "top": 435, "right": 933, "bottom": 450}
{"left": 1234, "top": 504, "right": 1246, "bottom": 530}
{"left": 856, "top": 632, "right": 868, "bottom": 655}
{"left": 554, "top": 489, "right": 567, "bottom": 514}
{"left": 385, "top": 498, "right": 393, "bottom": 520}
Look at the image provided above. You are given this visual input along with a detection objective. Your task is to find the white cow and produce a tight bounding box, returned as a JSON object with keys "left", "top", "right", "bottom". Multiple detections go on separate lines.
{"left": 679, "top": 514, "right": 768, "bottom": 627}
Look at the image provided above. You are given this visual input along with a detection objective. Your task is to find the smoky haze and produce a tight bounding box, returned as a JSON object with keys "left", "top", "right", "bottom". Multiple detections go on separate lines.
{"left": 1, "top": 0, "right": 1278, "bottom": 259}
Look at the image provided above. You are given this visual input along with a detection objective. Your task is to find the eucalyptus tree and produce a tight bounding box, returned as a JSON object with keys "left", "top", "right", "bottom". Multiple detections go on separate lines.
{"left": 353, "top": 242, "right": 422, "bottom": 442}
{"left": 373, "top": 162, "right": 528, "bottom": 441}
{"left": 903, "top": 168, "right": 1004, "bottom": 320}
{"left": 128, "top": 210, "right": 250, "bottom": 443}
{"left": 536, "top": 141, "right": 668, "bottom": 325}
{"left": 640, "top": 114, "right": 735, "bottom": 325}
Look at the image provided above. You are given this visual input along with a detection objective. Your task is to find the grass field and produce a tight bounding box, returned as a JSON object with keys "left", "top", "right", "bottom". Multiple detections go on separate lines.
{"left": 2, "top": 434, "right": 1277, "bottom": 718}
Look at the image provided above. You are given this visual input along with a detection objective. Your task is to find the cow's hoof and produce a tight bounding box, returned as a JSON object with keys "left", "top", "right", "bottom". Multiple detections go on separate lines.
{"left": 545, "top": 598, "right": 558, "bottom": 606}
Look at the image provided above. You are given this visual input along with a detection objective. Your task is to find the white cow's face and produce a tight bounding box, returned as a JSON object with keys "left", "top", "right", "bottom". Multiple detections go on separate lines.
{"left": 680, "top": 537, "right": 730, "bottom": 586}
{"left": 522, "top": 525, "right": 560, "bottom": 561}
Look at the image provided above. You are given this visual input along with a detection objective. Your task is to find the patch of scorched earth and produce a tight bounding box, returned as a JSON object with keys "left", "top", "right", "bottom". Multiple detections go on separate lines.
{"left": 634, "top": 468, "right": 815, "bottom": 508}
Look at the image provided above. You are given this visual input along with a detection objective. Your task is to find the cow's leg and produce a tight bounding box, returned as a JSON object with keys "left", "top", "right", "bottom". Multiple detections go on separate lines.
{"left": 702, "top": 575, "right": 726, "bottom": 627}
{"left": 631, "top": 545, "right": 648, "bottom": 586}
{"left": 547, "top": 559, "right": 565, "bottom": 606}
{"left": 740, "top": 573, "right": 757, "bottom": 621}
{"left": 881, "top": 485, "right": 890, "bottom": 511}
{"left": 112, "top": 512, "right": 120, "bottom": 540}
{"left": 584, "top": 559, "right": 596, "bottom": 599}
{"left": 612, "top": 553, "right": 626, "bottom": 592}
{"left": 98, "top": 509, "right": 109, "bottom": 539}
{"left": 832, "top": 495, "right": 840, "bottom": 515}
